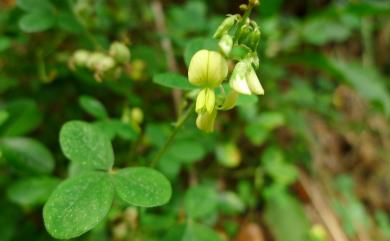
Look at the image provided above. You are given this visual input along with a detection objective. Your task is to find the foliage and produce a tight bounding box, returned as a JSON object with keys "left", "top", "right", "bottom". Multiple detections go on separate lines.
{"left": 0, "top": 0, "right": 389, "bottom": 241}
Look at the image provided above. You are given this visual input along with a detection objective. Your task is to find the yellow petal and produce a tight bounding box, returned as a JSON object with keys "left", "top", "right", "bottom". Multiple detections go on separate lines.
{"left": 207, "top": 51, "right": 228, "bottom": 88}
{"left": 188, "top": 50, "right": 209, "bottom": 86}
{"left": 205, "top": 88, "right": 216, "bottom": 114}
{"left": 195, "top": 89, "right": 206, "bottom": 113}
{"left": 196, "top": 110, "right": 217, "bottom": 133}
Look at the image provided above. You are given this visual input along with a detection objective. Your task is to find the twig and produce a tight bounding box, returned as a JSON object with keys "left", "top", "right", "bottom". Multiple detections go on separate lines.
{"left": 299, "top": 171, "right": 351, "bottom": 241}
{"left": 151, "top": 0, "right": 182, "bottom": 116}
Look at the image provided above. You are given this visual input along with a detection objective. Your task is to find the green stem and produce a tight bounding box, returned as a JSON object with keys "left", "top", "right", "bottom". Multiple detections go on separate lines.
{"left": 232, "top": 3, "right": 255, "bottom": 43}
{"left": 67, "top": 0, "right": 101, "bottom": 50}
{"left": 150, "top": 103, "right": 195, "bottom": 168}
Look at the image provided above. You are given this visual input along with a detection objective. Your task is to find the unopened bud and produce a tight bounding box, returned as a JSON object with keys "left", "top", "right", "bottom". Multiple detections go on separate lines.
{"left": 131, "top": 107, "right": 143, "bottom": 124}
{"left": 72, "top": 50, "right": 90, "bottom": 68}
{"left": 109, "top": 42, "right": 131, "bottom": 64}
{"left": 213, "top": 15, "right": 238, "bottom": 39}
{"left": 86, "top": 52, "right": 106, "bottom": 70}
{"left": 95, "top": 56, "right": 116, "bottom": 73}
{"left": 218, "top": 34, "right": 233, "bottom": 56}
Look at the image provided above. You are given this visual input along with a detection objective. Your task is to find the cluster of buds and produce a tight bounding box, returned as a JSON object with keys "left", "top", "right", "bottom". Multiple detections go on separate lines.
{"left": 188, "top": 1, "right": 264, "bottom": 132}
{"left": 69, "top": 42, "right": 130, "bottom": 82}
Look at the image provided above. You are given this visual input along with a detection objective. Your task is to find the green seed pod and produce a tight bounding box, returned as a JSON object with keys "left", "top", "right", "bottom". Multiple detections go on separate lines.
{"left": 188, "top": 49, "right": 228, "bottom": 88}
{"left": 109, "top": 42, "right": 131, "bottom": 64}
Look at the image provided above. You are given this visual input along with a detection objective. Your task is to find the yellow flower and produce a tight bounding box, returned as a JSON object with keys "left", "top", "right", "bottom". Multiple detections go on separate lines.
{"left": 196, "top": 109, "right": 218, "bottom": 133}
{"left": 196, "top": 88, "right": 216, "bottom": 114}
{"left": 188, "top": 50, "right": 228, "bottom": 88}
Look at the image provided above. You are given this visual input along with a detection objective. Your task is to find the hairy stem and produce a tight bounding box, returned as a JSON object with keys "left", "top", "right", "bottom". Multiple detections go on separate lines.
{"left": 150, "top": 103, "right": 195, "bottom": 167}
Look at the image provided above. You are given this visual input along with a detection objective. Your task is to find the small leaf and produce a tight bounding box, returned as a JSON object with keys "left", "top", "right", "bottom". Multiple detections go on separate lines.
{"left": 164, "top": 223, "right": 222, "bottom": 241}
{"left": 264, "top": 189, "right": 310, "bottom": 241}
{"left": 0, "top": 137, "right": 54, "bottom": 174}
{"left": 43, "top": 172, "right": 114, "bottom": 239}
{"left": 113, "top": 167, "right": 172, "bottom": 207}
{"left": 168, "top": 140, "right": 206, "bottom": 164}
{"left": 0, "top": 37, "right": 11, "bottom": 52}
{"left": 94, "top": 119, "right": 138, "bottom": 141}
{"left": 59, "top": 121, "right": 114, "bottom": 170}
{"left": 19, "top": 11, "right": 55, "bottom": 33}
{"left": 7, "top": 176, "right": 60, "bottom": 207}
{"left": 17, "top": 0, "right": 53, "bottom": 12}
{"left": 0, "top": 99, "right": 42, "bottom": 137}
{"left": 153, "top": 72, "right": 196, "bottom": 90}
{"left": 185, "top": 185, "right": 218, "bottom": 219}
{"left": 79, "top": 95, "right": 108, "bottom": 119}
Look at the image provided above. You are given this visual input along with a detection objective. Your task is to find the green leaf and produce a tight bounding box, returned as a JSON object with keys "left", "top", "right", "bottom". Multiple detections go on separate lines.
{"left": 168, "top": 140, "right": 206, "bottom": 164}
{"left": 264, "top": 189, "right": 310, "bottom": 241}
{"left": 0, "top": 99, "right": 42, "bottom": 137}
{"left": 262, "top": 147, "right": 298, "bottom": 186}
{"left": 0, "top": 110, "right": 9, "bottom": 127}
{"left": 7, "top": 176, "right": 60, "bottom": 207}
{"left": 218, "top": 192, "right": 245, "bottom": 215}
{"left": 19, "top": 11, "right": 55, "bottom": 33}
{"left": 79, "top": 95, "right": 108, "bottom": 119}
{"left": 164, "top": 223, "right": 222, "bottom": 241}
{"left": 59, "top": 121, "right": 114, "bottom": 170}
{"left": 184, "top": 38, "right": 219, "bottom": 66}
{"left": 0, "top": 137, "right": 54, "bottom": 174}
{"left": 113, "top": 167, "right": 172, "bottom": 207}
{"left": 153, "top": 72, "right": 196, "bottom": 90}
{"left": 0, "top": 37, "right": 11, "bottom": 52}
{"left": 17, "top": 0, "right": 52, "bottom": 12}
{"left": 94, "top": 119, "right": 138, "bottom": 141}
{"left": 302, "top": 16, "right": 352, "bottom": 45}
{"left": 185, "top": 185, "right": 218, "bottom": 219}
{"left": 43, "top": 172, "right": 114, "bottom": 239}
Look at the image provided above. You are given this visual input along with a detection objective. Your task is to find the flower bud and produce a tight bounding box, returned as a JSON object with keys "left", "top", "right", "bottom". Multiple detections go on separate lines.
{"left": 131, "top": 107, "right": 143, "bottom": 124}
{"left": 196, "top": 109, "right": 217, "bottom": 133}
{"left": 229, "top": 60, "right": 264, "bottom": 95}
{"left": 196, "top": 88, "right": 216, "bottom": 114}
{"left": 72, "top": 50, "right": 90, "bottom": 68}
{"left": 188, "top": 49, "right": 228, "bottom": 88}
{"left": 213, "top": 15, "right": 238, "bottom": 39}
{"left": 109, "top": 42, "right": 131, "bottom": 64}
{"left": 86, "top": 52, "right": 106, "bottom": 70}
{"left": 95, "top": 56, "right": 116, "bottom": 73}
{"left": 246, "top": 29, "right": 261, "bottom": 51}
{"left": 218, "top": 34, "right": 233, "bottom": 56}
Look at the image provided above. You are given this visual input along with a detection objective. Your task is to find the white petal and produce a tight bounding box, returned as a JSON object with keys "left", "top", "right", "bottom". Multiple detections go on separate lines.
{"left": 246, "top": 67, "right": 264, "bottom": 95}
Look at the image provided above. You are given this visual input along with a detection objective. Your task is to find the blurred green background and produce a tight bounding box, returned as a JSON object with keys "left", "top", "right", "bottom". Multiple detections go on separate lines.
{"left": 0, "top": 0, "right": 389, "bottom": 240}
